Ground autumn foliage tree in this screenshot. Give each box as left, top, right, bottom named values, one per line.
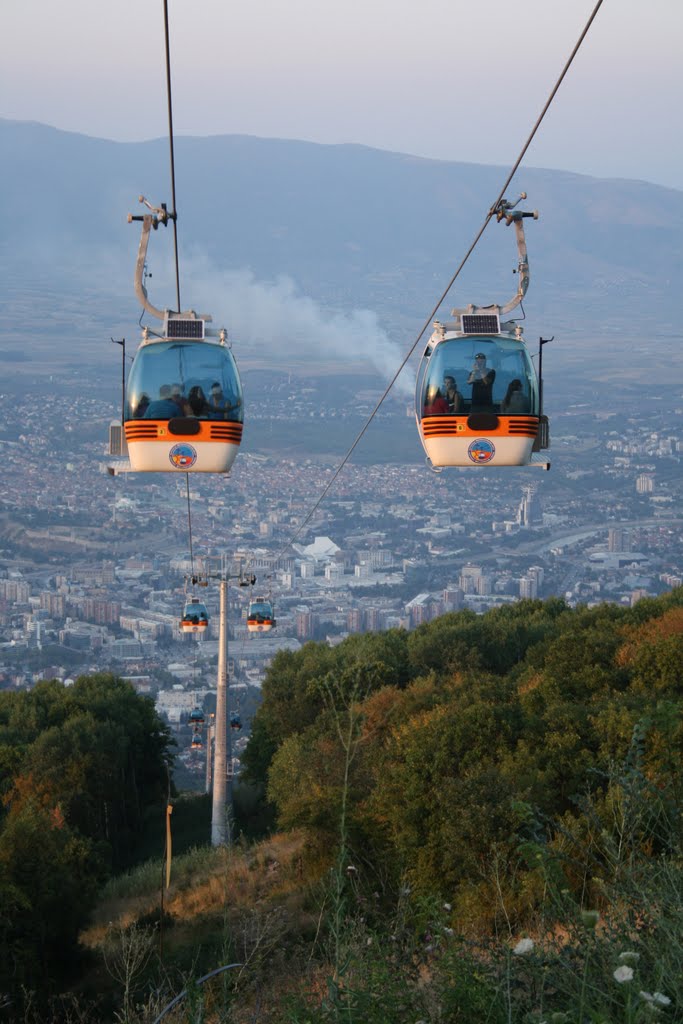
left=246, top=589, right=683, bottom=930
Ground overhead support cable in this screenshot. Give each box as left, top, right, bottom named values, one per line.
left=162, top=0, right=181, bottom=313
left=161, top=0, right=196, bottom=569
left=185, top=473, right=195, bottom=580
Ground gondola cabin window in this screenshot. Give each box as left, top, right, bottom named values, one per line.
left=419, top=337, right=539, bottom=419
left=125, top=341, right=243, bottom=423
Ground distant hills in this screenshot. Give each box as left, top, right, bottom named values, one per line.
left=1, top=118, right=681, bottom=381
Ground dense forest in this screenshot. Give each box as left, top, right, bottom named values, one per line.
left=245, top=591, right=681, bottom=914
left=0, top=675, right=174, bottom=1000
left=0, top=591, right=681, bottom=1021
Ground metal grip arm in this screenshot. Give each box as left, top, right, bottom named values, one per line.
left=128, top=212, right=166, bottom=322
left=127, top=196, right=180, bottom=322
left=451, top=195, right=539, bottom=318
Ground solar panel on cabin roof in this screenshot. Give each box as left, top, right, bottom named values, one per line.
left=166, top=319, right=205, bottom=340
left=461, top=314, right=500, bottom=335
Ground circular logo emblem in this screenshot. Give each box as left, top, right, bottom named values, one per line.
left=467, top=438, right=496, bottom=464
left=169, top=443, right=197, bottom=469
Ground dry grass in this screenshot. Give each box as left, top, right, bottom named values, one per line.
left=81, top=830, right=313, bottom=951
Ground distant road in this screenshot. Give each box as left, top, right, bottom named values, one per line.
left=487, top=517, right=682, bottom=561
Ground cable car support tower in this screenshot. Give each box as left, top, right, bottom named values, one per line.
left=202, top=560, right=255, bottom=846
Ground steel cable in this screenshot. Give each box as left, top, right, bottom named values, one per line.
left=162, top=0, right=182, bottom=313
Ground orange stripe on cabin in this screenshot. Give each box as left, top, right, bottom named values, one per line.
left=125, top=420, right=243, bottom=444
left=421, top=415, right=538, bottom=439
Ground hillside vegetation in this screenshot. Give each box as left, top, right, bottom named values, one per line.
left=0, top=592, right=681, bottom=1022
left=0, top=675, right=174, bottom=1005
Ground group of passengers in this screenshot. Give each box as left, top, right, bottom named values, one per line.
left=135, top=381, right=241, bottom=420
left=184, top=610, right=208, bottom=625
left=424, top=353, right=529, bottom=416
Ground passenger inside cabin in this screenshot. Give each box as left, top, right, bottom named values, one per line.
left=145, top=384, right=182, bottom=418
left=134, top=393, right=150, bottom=417
left=443, top=375, right=463, bottom=414
left=424, top=385, right=448, bottom=415
left=208, top=381, right=242, bottom=419
left=188, top=385, right=210, bottom=416
left=171, top=383, right=191, bottom=416
left=468, top=353, right=496, bottom=409
left=500, top=378, right=529, bottom=414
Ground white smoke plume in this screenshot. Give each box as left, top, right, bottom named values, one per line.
left=172, top=253, right=414, bottom=395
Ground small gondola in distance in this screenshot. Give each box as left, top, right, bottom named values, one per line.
left=246, top=597, right=276, bottom=634
left=180, top=597, right=209, bottom=634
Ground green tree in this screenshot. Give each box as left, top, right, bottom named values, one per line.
left=251, top=593, right=683, bottom=930
left=243, top=630, right=411, bottom=788
left=2, top=674, right=173, bottom=870
left=0, top=799, right=99, bottom=1002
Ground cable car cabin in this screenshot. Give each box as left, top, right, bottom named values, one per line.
left=120, top=203, right=244, bottom=473
left=180, top=597, right=209, bottom=634
left=189, top=706, right=205, bottom=726
left=417, top=319, right=543, bottom=467
left=416, top=197, right=550, bottom=470
left=229, top=712, right=242, bottom=731
left=191, top=733, right=203, bottom=749
left=247, top=598, right=276, bottom=633
left=125, top=320, right=243, bottom=473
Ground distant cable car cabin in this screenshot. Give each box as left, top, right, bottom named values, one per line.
left=189, top=706, right=205, bottom=726
left=229, top=711, right=242, bottom=731
left=180, top=597, right=209, bottom=634
left=416, top=196, right=550, bottom=470
left=191, top=733, right=203, bottom=749
left=247, top=597, right=276, bottom=633
left=123, top=199, right=243, bottom=473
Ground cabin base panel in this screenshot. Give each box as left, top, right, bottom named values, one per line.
left=421, top=434, right=535, bottom=467
left=127, top=440, right=240, bottom=473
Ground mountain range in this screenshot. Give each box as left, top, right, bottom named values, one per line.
left=1, top=118, right=680, bottom=384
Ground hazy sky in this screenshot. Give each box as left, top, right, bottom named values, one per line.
left=1, top=0, right=681, bottom=189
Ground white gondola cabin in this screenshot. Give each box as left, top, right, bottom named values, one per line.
left=247, top=597, right=276, bottom=633
left=121, top=200, right=244, bottom=473
left=180, top=597, right=209, bottom=634
left=125, top=327, right=243, bottom=473
left=416, top=197, right=550, bottom=470
left=189, top=706, right=205, bottom=726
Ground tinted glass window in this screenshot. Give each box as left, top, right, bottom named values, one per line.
left=418, top=337, right=538, bottom=417
left=249, top=602, right=272, bottom=618
left=125, top=340, right=243, bottom=422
